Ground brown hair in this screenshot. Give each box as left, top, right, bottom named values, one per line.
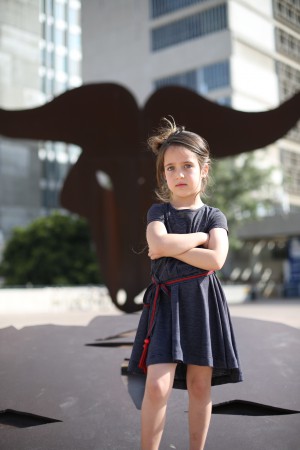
left=148, top=117, right=211, bottom=202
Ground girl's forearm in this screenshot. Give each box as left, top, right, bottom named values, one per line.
left=175, top=247, right=226, bottom=271
left=148, top=232, right=208, bottom=257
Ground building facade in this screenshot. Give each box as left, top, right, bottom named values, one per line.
left=0, top=0, right=82, bottom=251
left=0, top=0, right=41, bottom=251
left=82, top=0, right=300, bottom=212
left=38, top=0, right=82, bottom=210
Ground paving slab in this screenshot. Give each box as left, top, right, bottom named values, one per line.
left=0, top=313, right=299, bottom=449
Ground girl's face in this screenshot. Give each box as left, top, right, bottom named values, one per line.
left=163, top=145, right=208, bottom=206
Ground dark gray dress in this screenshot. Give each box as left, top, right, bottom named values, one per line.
left=128, top=203, right=243, bottom=387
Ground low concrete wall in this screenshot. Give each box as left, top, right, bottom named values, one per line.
left=223, top=284, right=250, bottom=303
left=0, top=286, right=120, bottom=314
left=0, top=283, right=249, bottom=315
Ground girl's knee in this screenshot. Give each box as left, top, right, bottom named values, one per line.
left=187, top=367, right=212, bottom=401
left=144, top=363, right=176, bottom=405
left=188, top=378, right=210, bottom=399
left=145, top=376, right=172, bottom=405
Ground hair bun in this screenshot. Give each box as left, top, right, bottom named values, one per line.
left=148, top=116, right=183, bottom=155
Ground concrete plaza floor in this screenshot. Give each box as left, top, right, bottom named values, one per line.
left=0, top=292, right=299, bottom=449
left=229, top=298, right=300, bottom=329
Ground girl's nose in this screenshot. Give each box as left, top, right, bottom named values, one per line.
left=177, top=170, right=184, bottom=178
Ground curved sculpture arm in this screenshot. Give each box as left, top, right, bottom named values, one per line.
left=144, top=87, right=300, bottom=157
left=0, top=83, right=139, bottom=152
left=1, top=82, right=299, bottom=159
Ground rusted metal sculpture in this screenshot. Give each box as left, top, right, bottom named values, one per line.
left=0, top=84, right=299, bottom=312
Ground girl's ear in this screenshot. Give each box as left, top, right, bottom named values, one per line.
left=201, top=163, right=209, bottom=178
left=160, top=171, right=167, bottom=184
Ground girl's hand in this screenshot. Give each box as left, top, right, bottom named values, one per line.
left=175, top=228, right=229, bottom=271
left=148, top=248, right=161, bottom=260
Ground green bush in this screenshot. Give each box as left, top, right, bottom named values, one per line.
left=0, top=212, right=102, bottom=286
left=210, top=153, right=275, bottom=249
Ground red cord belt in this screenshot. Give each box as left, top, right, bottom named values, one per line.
left=138, top=270, right=214, bottom=373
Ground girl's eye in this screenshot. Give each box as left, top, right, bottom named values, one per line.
left=184, top=164, right=192, bottom=169
left=166, top=166, right=174, bottom=171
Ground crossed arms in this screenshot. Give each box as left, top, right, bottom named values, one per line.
left=146, top=221, right=229, bottom=271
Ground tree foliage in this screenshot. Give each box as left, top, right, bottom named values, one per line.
left=208, top=152, right=275, bottom=248
left=0, top=212, right=102, bottom=286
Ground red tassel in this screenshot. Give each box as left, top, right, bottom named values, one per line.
left=138, top=338, right=150, bottom=374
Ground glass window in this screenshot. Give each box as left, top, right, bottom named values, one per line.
left=55, top=27, right=66, bottom=46
left=276, top=61, right=300, bottom=142
left=46, top=22, right=54, bottom=42
left=216, top=96, right=231, bottom=107
left=275, top=27, right=300, bottom=62
left=46, top=0, right=54, bottom=16
left=40, top=47, right=47, bottom=66
left=151, top=4, right=227, bottom=51
left=68, top=31, right=81, bottom=51
left=155, top=69, right=197, bottom=90
left=54, top=79, right=67, bottom=95
left=45, top=75, right=54, bottom=94
left=40, top=73, right=46, bottom=93
left=55, top=53, right=67, bottom=73
left=55, top=143, right=68, bottom=161
left=281, top=149, right=300, bottom=195
left=154, top=60, right=230, bottom=94
left=55, top=2, right=66, bottom=21
left=41, top=160, right=47, bottom=179
left=273, top=0, right=300, bottom=32
left=150, top=0, right=208, bottom=19
left=68, top=57, right=81, bottom=76
left=68, top=7, right=80, bottom=27
left=40, top=0, right=46, bottom=14
left=57, top=161, right=69, bottom=179
left=68, top=144, right=81, bottom=164
left=202, top=61, right=230, bottom=91
left=49, top=49, right=55, bottom=68
left=43, top=187, right=59, bottom=209
left=41, top=19, right=46, bottom=39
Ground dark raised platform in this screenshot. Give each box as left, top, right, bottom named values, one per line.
left=0, top=314, right=299, bottom=449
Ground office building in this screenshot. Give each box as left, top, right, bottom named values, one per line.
left=82, top=0, right=300, bottom=211
left=0, top=1, right=41, bottom=248
left=0, top=0, right=82, bottom=248
left=38, top=0, right=82, bottom=209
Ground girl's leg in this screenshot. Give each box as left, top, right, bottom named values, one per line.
left=186, top=365, right=213, bottom=450
left=141, top=363, right=177, bottom=450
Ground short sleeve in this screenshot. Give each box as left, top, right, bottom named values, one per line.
left=147, top=203, right=166, bottom=225
left=207, top=208, right=228, bottom=233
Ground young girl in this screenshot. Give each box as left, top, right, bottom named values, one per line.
left=128, top=118, right=243, bottom=450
